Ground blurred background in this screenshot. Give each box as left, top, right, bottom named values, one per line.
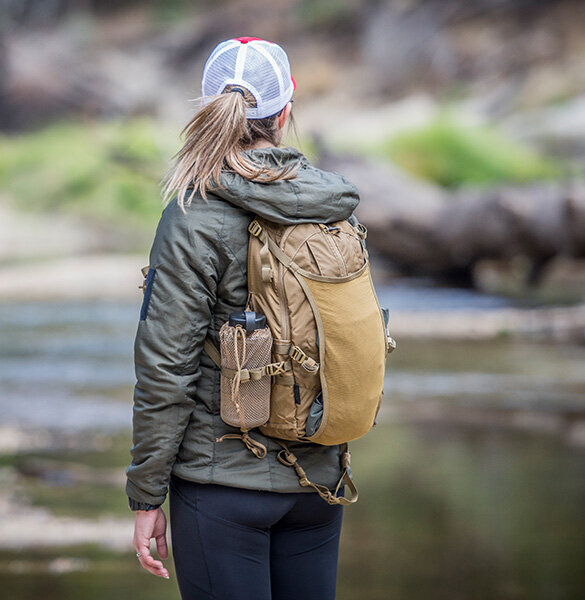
left=1, top=1, right=585, bottom=599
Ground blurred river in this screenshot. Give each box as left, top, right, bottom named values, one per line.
left=0, top=282, right=517, bottom=434
left=1, top=284, right=585, bottom=600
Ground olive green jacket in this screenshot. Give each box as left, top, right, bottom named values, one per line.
left=125, top=146, right=360, bottom=507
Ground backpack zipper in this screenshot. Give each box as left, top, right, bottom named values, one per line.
left=293, top=384, right=301, bottom=405
left=278, top=227, right=295, bottom=348
left=319, top=224, right=347, bottom=276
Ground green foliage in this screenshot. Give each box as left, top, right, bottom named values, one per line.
left=25, top=480, right=129, bottom=519
left=0, top=116, right=322, bottom=231
left=13, top=432, right=134, bottom=519
left=297, top=0, right=360, bottom=27
left=150, top=0, right=206, bottom=23
left=379, top=116, right=560, bottom=188
left=282, top=130, right=318, bottom=164
left=0, top=118, right=179, bottom=227
left=0, top=547, right=179, bottom=600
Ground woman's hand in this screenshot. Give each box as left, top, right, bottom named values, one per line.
left=133, top=507, right=170, bottom=579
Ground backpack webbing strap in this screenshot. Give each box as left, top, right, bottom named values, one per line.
left=272, top=341, right=319, bottom=373
left=259, top=233, right=273, bottom=283
left=250, top=219, right=273, bottom=282
left=204, top=336, right=293, bottom=380
left=221, top=360, right=292, bottom=381
left=288, top=345, right=319, bottom=373
left=216, top=431, right=267, bottom=459
left=276, top=441, right=358, bottom=506
left=204, top=336, right=221, bottom=367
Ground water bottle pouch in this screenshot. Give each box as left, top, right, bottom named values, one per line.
left=219, top=320, right=273, bottom=431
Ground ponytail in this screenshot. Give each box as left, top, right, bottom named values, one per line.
left=160, top=86, right=299, bottom=212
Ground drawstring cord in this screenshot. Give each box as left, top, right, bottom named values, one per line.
left=231, top=325, right=247, bottom=432
left=216, top=431, right=267, bottom=459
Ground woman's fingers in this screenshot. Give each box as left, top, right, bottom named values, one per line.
left=156, top=532, right=169, bottom=560
left=152, top=508, right=169, bottom=560
left=138, top=548, right=170, bottom=578
left=133, top=508, right=170, bottom=579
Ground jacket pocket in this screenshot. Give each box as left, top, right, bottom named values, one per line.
left=140, top=267, right=156, bottom=320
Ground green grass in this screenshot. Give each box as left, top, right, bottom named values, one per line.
left=0, top=116, right=318, bottom=230
left=0, top=117, right=179, bottom=228
left=297, top=0, right=359, bottom=28
left=150, top=0, right=204, bottom=23
left=376, top=116, right=560, bottom=188
left=9, top=432, right=133, bottom=519
left=0, top=546, right=180, bottom=600
left=14, top=431, right=133, bottom=470
left=0, top=113, right=560, bottom=236
left=24, top=480, right=130, bottom=519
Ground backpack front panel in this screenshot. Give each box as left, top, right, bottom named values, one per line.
left=302, top=267, right=386, bottom=445
left=247, top=217, right=387, bottom=444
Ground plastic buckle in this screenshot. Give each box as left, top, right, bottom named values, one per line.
left=290, top=345, right=305, bottom=363
left=265, top=362, right=285, bottom=377
left=301, top=359, right=319, bottom=374
left=277, top=449, right=296, bottom=467
left=354, top=223, right=368, bottom=239
left=261, top=265, right=273, bottom=283
left=248, top=220, right=262, bottom=237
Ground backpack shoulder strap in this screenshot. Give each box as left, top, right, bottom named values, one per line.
left=204, top=335, right=221, bottom=368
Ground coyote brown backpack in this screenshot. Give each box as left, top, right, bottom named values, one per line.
left=203, top=216, right=396, bottom=505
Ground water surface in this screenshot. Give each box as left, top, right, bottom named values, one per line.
left=1, top=295, right=584, bottom=600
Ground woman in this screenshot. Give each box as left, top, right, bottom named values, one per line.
left=125, top=37, right=360, bottom=600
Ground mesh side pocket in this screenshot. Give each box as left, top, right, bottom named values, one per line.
left=219, top=322, right=272, bottom=430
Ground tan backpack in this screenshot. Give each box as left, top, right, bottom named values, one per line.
left=204, top=216, right=396, bottom=505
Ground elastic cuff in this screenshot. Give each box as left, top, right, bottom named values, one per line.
left=128, top=497, right=161, bottom=512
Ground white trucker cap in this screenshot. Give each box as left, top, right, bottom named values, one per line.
left=201, top=37, right=296, bottom=120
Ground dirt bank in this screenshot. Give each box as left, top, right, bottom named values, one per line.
left=0, top=254, right=145, bottom=301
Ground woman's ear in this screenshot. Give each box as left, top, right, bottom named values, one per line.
left=277, top=102, right=292, bottom=130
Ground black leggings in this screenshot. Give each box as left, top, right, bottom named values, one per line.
left=168, top=474, right=343, bottom=600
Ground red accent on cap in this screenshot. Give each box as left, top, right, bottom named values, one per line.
left=291, top=76, right=297, bottom=91
left=234, top=37, right=265, bottom=44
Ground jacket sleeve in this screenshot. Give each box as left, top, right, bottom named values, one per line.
left=125, top=201, right=222, bottom=506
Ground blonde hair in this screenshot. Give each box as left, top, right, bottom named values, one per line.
left=160, top=85, right=299, bottom=212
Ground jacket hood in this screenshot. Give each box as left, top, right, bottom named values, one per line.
left=211, top=146, right=360, bottom=225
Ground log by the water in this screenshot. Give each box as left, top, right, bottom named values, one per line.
left=318, top=150, right=585, bottom=286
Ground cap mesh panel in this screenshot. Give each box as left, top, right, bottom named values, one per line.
left=201, top=38, right=294, bottom=119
